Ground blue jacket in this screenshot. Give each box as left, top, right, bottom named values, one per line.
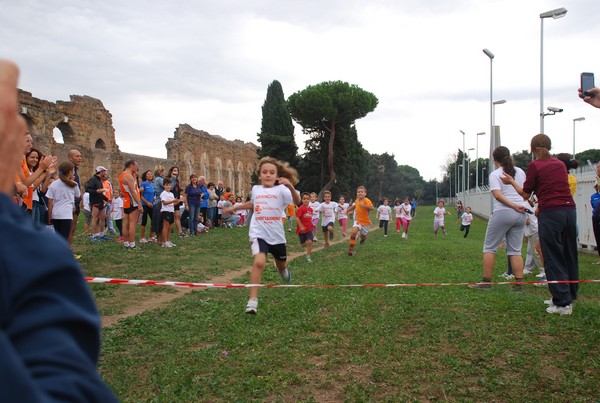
left=0, top=194, right=117, bottom=402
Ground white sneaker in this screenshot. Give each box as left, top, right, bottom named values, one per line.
left=523, top=268, right=532, bottom=275
left=245, top=298, right=258, bottom=314
left=162, top=242, right=172, bottom=248
left=140, top=238, right=148, bottom=243
left=536, top=271, right=546, bottom=278
left=306, top=256, right=312, bottom=263
left=546, top=304, right=572, bottom=315
left=401, top=232, right=406, bottom=239
left=168, top=241, right=176, bottom=247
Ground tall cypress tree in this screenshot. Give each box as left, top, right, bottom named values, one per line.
left=257, top=80, right=298, bottom=165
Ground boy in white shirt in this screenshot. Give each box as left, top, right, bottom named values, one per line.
left=460, top=206, right=473, bottom=238
left=160, top=179, right=180, bottom=248
left=316, top=190, right=338, bottom=247
left=376, top=198, right=392, bottom=237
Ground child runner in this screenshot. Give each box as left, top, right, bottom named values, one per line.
left=393, top=199, right=402, bottom=233
left=460, top=206, right=473, bottom=238
left=223, top=157, right=301, bottom=314
left=309, top=192, right=320, bottom=242
left=285, top=202, right=297, bottom=232
left=296, top=192, right=314, bottom=263
left=376, top=197, right=392, bottom=237
left=111, top=189, right=124, bottom=242
left=337, top=195, right=349, bottom=237
left=398, top=197, right=412, bottom=239
left=46, top=161, right=80, bottom=243
left=160, top=179, right=179, bottom=248
left=433, top=200, right=450, bottom=238
left=317, top=190, right=338, bottom=247
left=234, top=196, right=245, bottom=226
left=346, top=186, right=374, bottom=256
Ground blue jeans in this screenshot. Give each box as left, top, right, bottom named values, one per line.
left=538, top=209, right=578, bottom=307
left=222, top=215, right=240, bottom=227
left=189, top=204, right=201, bottom=234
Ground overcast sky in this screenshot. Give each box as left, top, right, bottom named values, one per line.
left=2, top=0, right=599, bottom=181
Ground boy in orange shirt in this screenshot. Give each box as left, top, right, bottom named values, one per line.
left=346, top=186, right=374, bottom=256
left=286, top=202, right=297, bottom=232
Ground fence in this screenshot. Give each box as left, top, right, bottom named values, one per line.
left=453, top=164, right=598, bottom=253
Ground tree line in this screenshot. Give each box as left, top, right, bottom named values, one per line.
left=257, top=79, right=599, bottom=204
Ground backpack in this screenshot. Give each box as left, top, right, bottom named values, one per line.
left=591, top=192, right=600, bottom=210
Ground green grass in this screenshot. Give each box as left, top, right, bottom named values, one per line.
left=76, top=210, right=600, bottom=402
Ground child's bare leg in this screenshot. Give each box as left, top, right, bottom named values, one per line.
left=249, top=253, right=267, bottom=299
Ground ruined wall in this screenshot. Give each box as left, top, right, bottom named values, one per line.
left=17, top=90, right=259, bottom=195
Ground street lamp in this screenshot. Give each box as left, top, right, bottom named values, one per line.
left=573, top=117, right=585, bottom=159
left=460, top=130, right=466, bottom=202
left=475, top=132, right=485, bottom=189
left=483, top=48, right=495, bottom=180
left=467, top=148, right=475, bottom=191
left=540, top=7, right=568, bottom=133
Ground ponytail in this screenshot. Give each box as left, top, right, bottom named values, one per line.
left=58, top=161, right=78, bottom=188
left=492, top=146, right=516, bottom=178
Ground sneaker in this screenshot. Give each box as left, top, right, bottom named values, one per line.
left=140, top=237, right=148, bottom=243
left=73, top=254, right=81, bottom=260
left=546, top=304, right=573, bottom=315
left=167, top=241, right=176, bottom=247
left=91, top=236, right=101, bottom=242
left=179, top=232, right=186, bottom=237
left=534, top=276, right=547, bottom=286
left=162, top=242, right=173, bottom=248
left=313, top=237, right=318, bottom=243
left=536, top=271, right=546, bottom=278
left=384, top=234, right=388, bottom=237
left=523, top=268, right=533, bottom=275
left=245, top=298, right=258, bottom=314
left=279, top=268, right=291, bottom=283
left=499, top=272, right=509, bottom=279
left=149, top=236, right=158, bottom=242
left=288, top=228, right=292, bottom=232
left=306, top=256, right=312, bottom=263
left=100, top=234, right=111, bottom=241
left=468, top=282, right=492, bottom=289
left=117, top=236, right=125, bottom=242
left=402, top=232, right=406, bottom=239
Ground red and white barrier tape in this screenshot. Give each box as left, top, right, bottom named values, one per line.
left=85, top=277, right=600, bottom=289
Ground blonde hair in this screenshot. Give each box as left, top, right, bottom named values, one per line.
left=257, top=157, right=299, bottom=185
left=357, top=185, right=367, bottom=193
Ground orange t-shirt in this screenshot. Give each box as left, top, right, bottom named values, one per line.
left=286, top=203, right=297, bottom=217
left=18, top=157, right=33, bottom=210
left=102, top=180, right=112, bottom=202
left=354, top=197, right=373, bottom=226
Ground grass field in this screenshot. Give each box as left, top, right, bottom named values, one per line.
left=76, top=208, right=600, bottom=402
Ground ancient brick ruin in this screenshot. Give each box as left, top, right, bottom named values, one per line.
left=17, top=90, right=259, bottom=197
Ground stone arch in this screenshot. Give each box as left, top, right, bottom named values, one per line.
left=226, top=160, right=234, bottom=194
left=215, top=157, right=222, bottom=183
left=183, top=150, right=194, bottom=180
left=237, top=162, right=244, bottom=198
left=200, top=152, right=208, bottom=179
left=94, top=138, right=107, bottom=150
left=56, top=122, right=76, bottom=145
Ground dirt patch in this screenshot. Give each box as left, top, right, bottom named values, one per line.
left=101, top=232, right=365, bottom=327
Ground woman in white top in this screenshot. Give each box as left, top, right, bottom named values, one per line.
left=470, top=146, right=527, bottom=290
left=46, top=161, right=80, bottom=244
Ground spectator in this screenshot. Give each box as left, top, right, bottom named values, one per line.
left=0, top=59, right=118, bottom=401
left=152, top=165, right=166, bottom=243
left=101, top=170, right=117, bottom=235
left=85, top=166, right=109, bottom=241
left=221, top=194, right=241, bottom=228
left=184, top=174, right=203, bottom=236
left=139, top=170, right=156, bottom=243
left=67, top=149, right=83, bottom=244
left=112, top=189, right=124, bottom=242
left=206, top=182, right=219, bottom=228
left=119, top=160, right=143, bottom=250
left=168, top=166, right=185, bottom=237
left=46, top=161, right=80, bottom=242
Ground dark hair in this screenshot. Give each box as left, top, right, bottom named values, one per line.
left=58, top=161, right=77, bottom=188
left=207, top=182, right=215, bottom=188
left=26, top=147, right=43, bottom=172
left=141, top=170, right=152, bottom=182
left=163, top=178, right=172, bottom=186
left=556, top=153, right=579, bottom=171
left=168, top=166, right=179, bottom=176
left=124, top=159, right=136, bottom=169
left=301, top=192, right=311, bottom=198
left=493, top=146, right=516, bottom=178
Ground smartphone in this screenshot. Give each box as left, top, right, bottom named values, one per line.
left=581, top=72, right=595, bottom=97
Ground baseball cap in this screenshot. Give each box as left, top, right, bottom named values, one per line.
left=95, top=166, right=107, bottom=173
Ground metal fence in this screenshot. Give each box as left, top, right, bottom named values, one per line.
left=453, top=164, right=598, bottom=252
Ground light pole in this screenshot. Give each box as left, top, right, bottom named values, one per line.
left=540, top=7, right=568, bottom=133
left=573, top=117, right=585, bottom=159
left=467, top=147, right=475, bottom=192
left=483, top=48, right=495, bottom=179
left=460, top=130, right=465, bottom=202
left=475, top=131, right=485, bottom=188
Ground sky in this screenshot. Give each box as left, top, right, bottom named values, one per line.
left=2, top=0, right=599, bottom=181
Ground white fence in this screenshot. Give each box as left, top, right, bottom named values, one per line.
left=454, top=165, right=598, bottom=253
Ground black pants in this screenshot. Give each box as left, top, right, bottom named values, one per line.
left=53, top=219, right=72, bottom=242
left=592, top=215, right=600, bottom=257
left=460, top=224, right=470, bottom=237
left=151, top=204, right=163, bottom=234
left=379, top=219, right=389, bottom=235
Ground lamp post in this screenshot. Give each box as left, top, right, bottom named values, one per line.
left=483, top=48, right=495, bottom=180
left=540, top=7, right=568, bottom=133
left=460, top=130, right=465, bottom=202
left=467, top=148, right=474, bottom=206
left=475, top=131, right=485, bottom=188
left=573, top=117, right=585, bottom=159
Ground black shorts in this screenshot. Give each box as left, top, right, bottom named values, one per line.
left=251, top=238, right=287, bottom=261
left=161, top=211, right=174, bottom=224
left=124, top=205, right=137, bottom=215
left=91, top=203, right=104, bottom=210
left=322, top=222, right=334, bottom=232
left=298, top=232, right=314, bottom=244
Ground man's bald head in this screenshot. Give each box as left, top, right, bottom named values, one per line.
left=68, top=149, right=81, bottom=167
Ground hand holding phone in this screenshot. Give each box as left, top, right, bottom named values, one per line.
left=581, top=72, right=595, bottom=98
